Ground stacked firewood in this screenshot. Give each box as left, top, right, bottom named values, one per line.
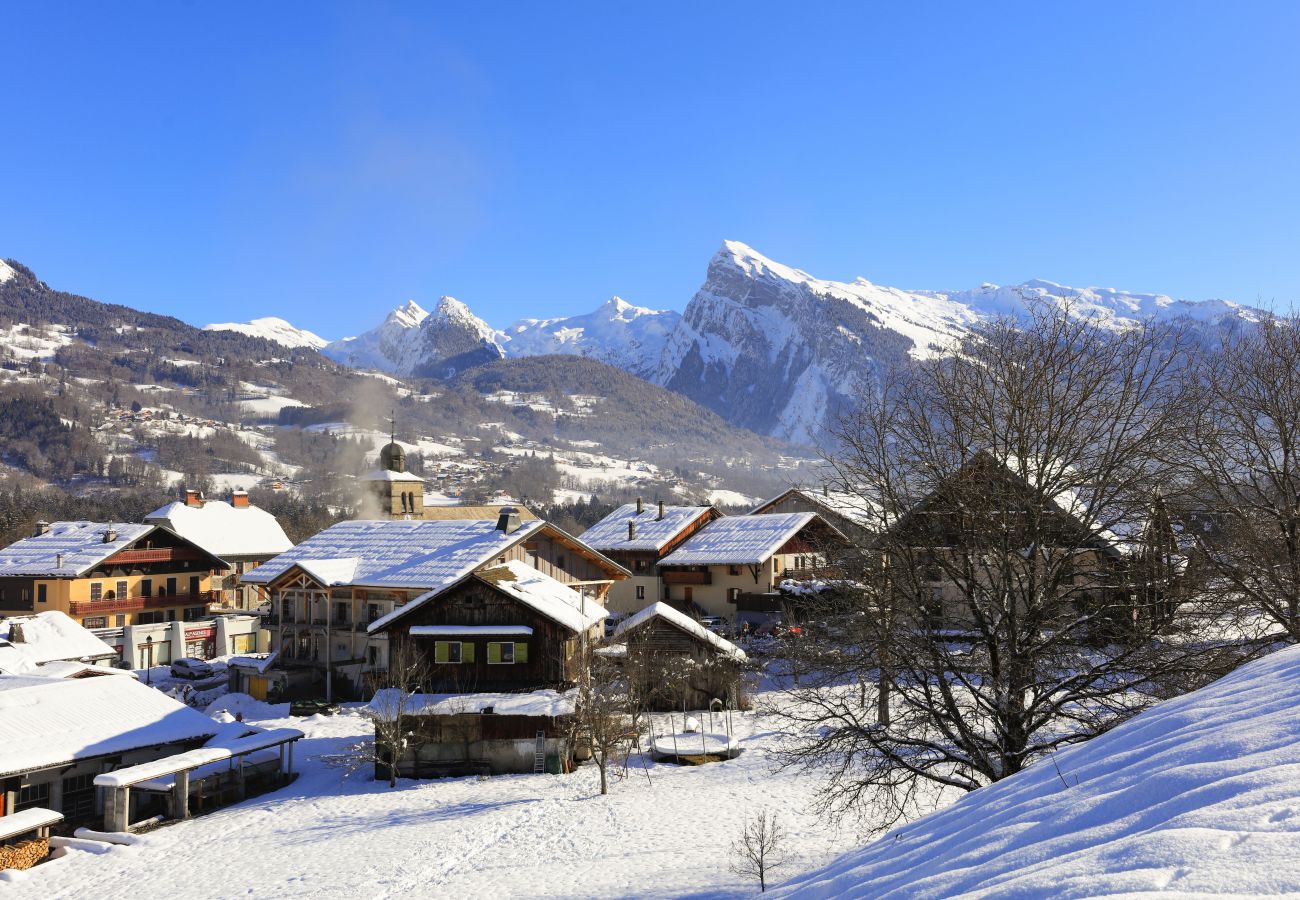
left=0, top=836, right=49, bottom=871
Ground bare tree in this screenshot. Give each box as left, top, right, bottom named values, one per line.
left=572, top=652, right=637, bottom=796
left=772, top=301, right=1245, bottom=827
left=364, top=638, right=431, bottom=788
left=730, top=809, right=788, bottom=893
left=1178, top=316, right=1300, bottom=640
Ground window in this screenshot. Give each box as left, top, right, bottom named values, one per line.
left=434, top=641, right=466, bottom=664
left=635, top=585, right=645, bottom=600
left=166, top=577, right=177, bottom=596
left=728, top=588, right=740, bottom=603
left=14, top=782, right=50, bottom=813
left=184, top=607, right=204, bottom=621
left=728, top=565, right=741, bottom=576
left=117, top=580, right=129, bottom=599
left=82, top=616, right=107, bottom=629
left=634, top=559, right=647, bottom=572
left=335, top=602, right=349, bottom=623
left=367, top=645, right=378, bottom=666
left=167, top=609, right=177, bottom=621
left=90, top=582, right=103, bottom=601
left=115, top=615, right=125, bottom=627
left=367, top=603, right=381, bottom=623
left=488, top=642, right=526, bottom=664
left=62, top=774, right=96, bottom=821
left=21, top=588, right=29, bottom=605
left=141, top=579, right=153, bottom=597
left=36, top=584, right=46, bottom=604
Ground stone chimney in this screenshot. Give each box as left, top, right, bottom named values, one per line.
left=657, top=500, right=665, bottom=521
left=231, top=490, right=250, bottom=509
left=34, top=520, right=49, bottom=537
left=628, top=520, right=637, bottom=541
left=636, top=496, right=644, bottom=514
left=184, top=489, right=204, bottom=508
left=55, top=553, right=65, bottom=569
left=496, top=507, right=522, bottom=535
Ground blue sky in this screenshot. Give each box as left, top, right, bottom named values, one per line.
left=2, top=2, right=1297, bottom=338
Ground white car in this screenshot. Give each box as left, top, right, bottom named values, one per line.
left=170, top=657, right=215, bottom=680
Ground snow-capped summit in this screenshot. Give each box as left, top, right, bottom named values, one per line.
left=500, top=296, right=681, bottom=378
left=322, top=296, right=503, bottom=377
left=202, top=316, right=329, bottom=350
left=0, top=260, right=15, bottom=285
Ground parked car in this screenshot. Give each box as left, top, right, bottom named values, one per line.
left=698, top=615, right=729, bottom=635
left=170, top=657, right=214, bottom=680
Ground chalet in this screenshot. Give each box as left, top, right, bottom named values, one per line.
left=610, top=601, right=748, bottom=710
left=749, top=485, right=880, bottom=544
left=0, top=521, right=228, bottom=638
left=657, top=513, right=846, bottom=625
left=0, top=611, right=119, bottom=675
left=145, top=489, right=293, bottom=611
left=240, top=509, right=628, bottom=701
left=580, top=499, right=721, bottom=615
left=0, top=674, right=219, bottom=831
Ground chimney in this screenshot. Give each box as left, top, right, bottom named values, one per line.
left=103, top=527, right=118, bottom=543
left=823, top=483, right=829, bottom=497
left=184, top=489, right=204, bottom=508
left=55, top=553, right=64, bottom=569
left=231, top=490, right=250, bottom=509
left=496, top=507, right=522, bottom=535
left=628, top=520, right=637, bottom=541
left=657, top=500, right=665, bottom=521
left=636, top=496, right=644, bottom=514
left=34, top=520, right=49, bottom=537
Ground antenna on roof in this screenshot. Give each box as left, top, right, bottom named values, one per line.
left=387, top=409, right=396, bottom=444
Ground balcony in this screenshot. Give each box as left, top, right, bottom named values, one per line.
left=107, top=547, right=205, bottom=565
left=68, top=591, right=218, bottom=616
left=735, top=592, right=785, bottom=613
left=662, top=569, right=712, bottom=585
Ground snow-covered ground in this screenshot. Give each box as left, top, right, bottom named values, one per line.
left=8, top=689, right=860, bottom=899
left=773, top=643, right=1300, bottom=898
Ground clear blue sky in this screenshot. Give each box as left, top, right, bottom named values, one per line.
left=2, top=2, right=1297, bottom=338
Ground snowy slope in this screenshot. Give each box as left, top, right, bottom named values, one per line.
left=653, top=241, right=1263, bottom=443
left=499, top=297, right=681, bottom=378
left=202, top=317, right=329, bottom=349
left=0, top=260, right=15, bottom=285
left=773, top=644, right=1300, bottom=899
left=322, top=297, right=504, bottom=377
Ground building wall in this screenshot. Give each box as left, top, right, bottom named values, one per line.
left=663, top=549, right=815, bottom=619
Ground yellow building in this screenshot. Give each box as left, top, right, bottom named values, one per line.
left=0, top=521, right=227, bottom=636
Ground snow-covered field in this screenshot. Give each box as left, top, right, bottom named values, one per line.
left=773, top=644, right=1300, bottom=898
left=7, top=691, right=860, bottom=899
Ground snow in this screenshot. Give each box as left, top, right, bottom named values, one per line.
left=0, top=611, right=119, bottom=670
left=145, top=498, right=292, bottom=558
left=409, top=624, right=534, bottom=636
left=773, top=643, right=1300, bottom=898
left=0, top=807, right=63, bottom=841
left=660, top=512, right=816, bottom=566
left=499, top=296, right=681, bottom=378
left=293, top=557, right=361, bottom=586
left=202, top=317, right=330, bottom=350
left=360, top=468, right=426, bottom=483
left=706, top=489, right=756, bottom=507
left=240, top=394, right=306, bottom=416
left=0, top=674, right=219, bottom=777
left=476, top=560, right=608, bottom=634
left=95, top=727, right=304, bottom=788
left=0, top=521, right=155, bottom=577
left=580, top=502, right=716, bottom=553
left=614, top=602, right=746, bottom=661
left=0, top=259, right=15, bottom=284
left=368, top=687, right=576, bottom=719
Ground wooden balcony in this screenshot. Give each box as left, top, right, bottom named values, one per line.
left=735, top=592, right=785, bottom=613
left=68, top=591, right=218, bottom=616
left=106, top=547, right=205, bottom=565
left=661, top=569, right=712, bottom=585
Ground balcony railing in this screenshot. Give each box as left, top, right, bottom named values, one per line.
left=662, top=569, right=712, bottom=585
left=107, top=547, right=205, bottom=565
left=68, top=591, right=218, bottom=616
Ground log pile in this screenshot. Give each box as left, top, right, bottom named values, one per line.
left=0, top=836, right=49, bottom=871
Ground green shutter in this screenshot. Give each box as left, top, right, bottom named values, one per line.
left=487, top=642, right=502, bottom=664
left=462, top=642, right=475, bottom=663
left=515, top=642, right=528, bottom=664
left=434, top=641, right=449, bottom=664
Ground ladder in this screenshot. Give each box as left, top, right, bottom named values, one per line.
left=533, top=731, right=547, bottom=774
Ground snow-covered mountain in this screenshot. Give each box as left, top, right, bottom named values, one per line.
left=203, top=316, right=329, bottom=350
left=653, top=241, right=1262, bottom=444
left=499, top=297, right=680, bottom=378
left=321, top=297, right=503, bottom=378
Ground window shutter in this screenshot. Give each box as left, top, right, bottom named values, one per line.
left=434, top=641, right=449, bottom=664
left=515, top=642, right=528, bottom=664
left=462, top=642, right=475, bottom=663
left=487, top=642, right=502, bottom=664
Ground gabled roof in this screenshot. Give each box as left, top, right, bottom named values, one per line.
left=0, top=611, right=119, bottom=673
left=0, top=674, right=220, bottom=777
left=245, top=519, right=628, bottom=599
left=613, top=602, right=746, bottom=661
left=750, top=487, right=883, bottom=529
left=422, top=505, right=538, bottom=522
left=581, top=503, right=719, bottom=553
left=659, top=513, right=820, bottom=566
left=0, top=522, right=157, bottom=577
left=145, top=499, right=292, bottom=559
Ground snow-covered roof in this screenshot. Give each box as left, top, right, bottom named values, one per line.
left=477, top=560, right=608, bottom=633
left=227, top=652, right=278, bottom=674
left=145, top=498, right=292, bottom=559
left=771, top=644, right=1300, bottom=899
left=409, top=624, right=534, bottom=636
left=95, top=726, right=304, bottom=788
left=750, top=487, right=884, bottom=529
left=0, top=611, right=119, bottom=673
left=0, top=521, right=157, bottom=577
left=614, top=602, right=746, bottom=661
left=0, top=674, right=220, bottom=777
left=659, top=513, right=818, bottom=566
left=34, top=660, right=134, bottom=679
left=581, top=503, right=717, bottom=553
left=366, top=687, right=577, bottom=720
left=293, top=557, right=361, bottom=587
left=0, top=807, right=63, bottom=841
left=241, top=518, right=550, bottom=589
left=361, top=468, right=426, bottom=483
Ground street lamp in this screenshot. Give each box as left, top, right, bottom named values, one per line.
left=145, top=635, right=154, bottom=685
